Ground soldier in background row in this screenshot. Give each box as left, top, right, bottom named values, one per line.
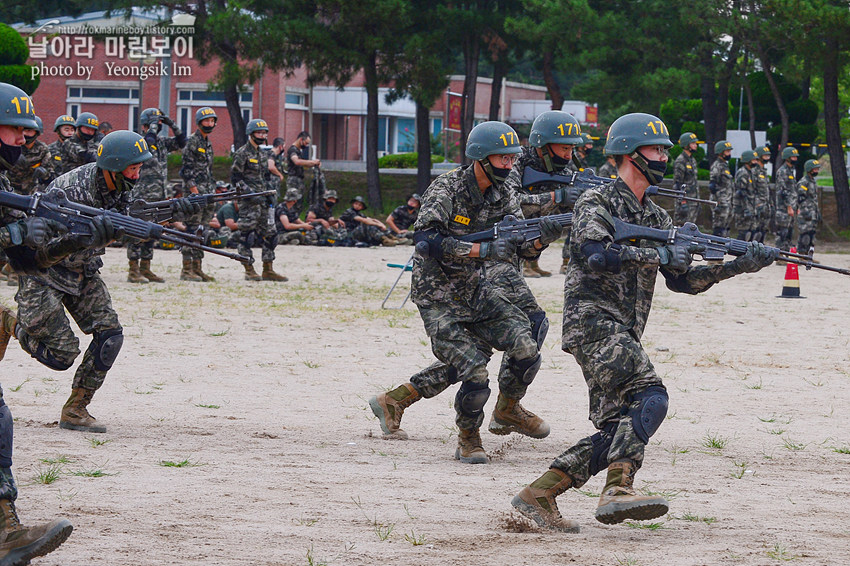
left=47, top=114, right=75, bottom=172
left=673, top=132, right=699, bottom=225
left=796, top=159, right=821, bottom=254
left=752, top=146, right=772, bottom=243
left=286, top=131, right=321, bottom=204
left=709, top=140, right=734, bottom=237
left=733, top=150, right=759, bottom=241
left=774, top=146, right=799, bottom=253
left=6, top=116, right=53, bottom=196
left=57, top=112, right=99, bottom=176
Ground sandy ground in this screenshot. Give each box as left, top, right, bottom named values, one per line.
left=1, top=243, right=848, bottom=566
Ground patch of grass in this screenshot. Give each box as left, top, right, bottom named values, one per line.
left=731, top=461, right=751, bottom=479
left=802, top=377, right=824, bottom=387
left=9, top=378, right=31, bottom=392
left=832, top=446, right=850, bottom=454
left=209, top=328, right=230, bottom=337
left=574, top=488, right=600, bottom=498
left=638, top=486, right=681, bottom=500
left=56, top=488, right=78, bottom=501
left=87, top=437, right=111, bottom=447
left=767, top=428, right=786, bottom=435
left=782, top=438, right=806, bottom=451
left=373, top=520, right=394, bottom=541
left=404, top=529, right=427, bottom=546
left=625, top=521, right=665, bottom=530
left=194, top=403, right=220, bottom=409
left=70, top=468, right=116, bottom=478
left=758, top=415, right=777, bottom=423
left=679, top=512, right=716, bottom=524
left=766, top=543, right=797, bottom=561
left=305, top=546, right=328, bottom=566
left=613, top=555, right=641, bottom=566
left=159, top=458, right=203, bottom=468
left=744, top=379, right=763, bottom=390
left=702, top=431, right=730, bottom=450
left=292, top=515, right=319, bottom=527
left=39, top=455, right=71, bottom=465
left=33, top=465, right=62, bottom=485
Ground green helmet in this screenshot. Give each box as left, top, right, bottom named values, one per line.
left=246, top=118, right=269, bottom=136
left=465, top=121, right=522, bottom=160
left=528, top=111, right=583, bottom=147
left=96, top=130, right=153, bottom=172
left=351, top=195, right=367, bottom=209
left=782, top=146, right=799, bottom=160
left=140, top=108, right=163, bottom=127
left=324, top=190, right=338, bottom=200
left=604, top=113, right=673, bottom=155
left=714, top=140, right=732, bottom=153
left=0, top=83, right=37, bottom=129
left=75, top=112, right=99, bottom=130
left=759, top=145, right=771, bottom=158
left=679, top=132, right=698, bottom=147
left=804, top=159, right=820, bottom=173
left=32, top=116, right=43, bottom=134
left=53, top=114, right=75, bottom=132
left=580, top=132, right=594, bottom=145
left=284, top=188, right=300, bottom=201
left=195, top=107, right=217, bottom=125
left=741, top=150, right=757, bottom=163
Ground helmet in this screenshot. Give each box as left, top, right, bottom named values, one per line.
left=75, top=112, right=99, bottom=130
left=32, top=116, right=43, bottom=134
left=603, top=113, right=673, bottom=155
left=528, top=111, right=583, bottom=147
left=246, top=119, right=269, bottom=136
left=759, top=145, right=771, bottom=157
left=53, top=115, right=75, bottom=132
left=410, top=192, right=422, bottom=202
left=195, top=107, right=217, bottom=125
left=741, top=150, right=757, bottom=163
left=351, top=195, right=368, bottom=209
left=215, top=180, right=230, bottom=191
left=782, top=146, right=799, bottom=160
left=324, top=190, right=338, bottom=200
left=804, top=159, right=820, bottom=173
left=679, top=132, right=698, bottom=147
left=140, top=108, right=163, bottom=127
left=465, top=121, right=522, bottom=160
left=580, top=132, right=594, bottom=145
left=96, top=130, right=153, bottom=172
left=714, top=140, right=732, bottom=153
left=0, top=83, right=38, bottom=129
left=284, top=188, right=300, bottom=201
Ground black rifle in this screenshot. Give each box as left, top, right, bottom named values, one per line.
left=0, top=189, right=252, bottom=264
left=129, top=189, right=276, bottom=224
left=521, top=167, right=716, bottom=207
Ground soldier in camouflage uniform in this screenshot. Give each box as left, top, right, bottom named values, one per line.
left=673, top=132, right=699, bottom=225
left=574, top=132, right=593, bottom=170
left=126, top=108, right=187, bottom=283
left=385, top=194, right=421, bottom=241
left=368, top=122, right=564, bottom=464
left=57, top=112, right=99, bottom=176
left=709, top=140, right=734, bottom=237
left=340, top=196, right=398, bottom=247
left=504, top=111, right=584, bottom=278
left=773, top=146, right=799, bottom=252
left=285, top=131, right=321, bottom=203
left=180, top=106, right=219, bottom=282
left=511, top=113, right=776, bottom=533
left=752, top=146, right=772, bottom=242
left=275, top=188, right=316, bottom=245
left=47, top=114, right=76, bottom=173
left=232, top=119, right=287, bottom=281
left=267, top=137, right=287, bottom=201
left=597, top=154, right=617, bottom=179
left=6, top=116, right=53, bottom=195
left=796, top=159, right=821, bottom=254
left=305, top=190, right=345, bottom=244
left=733, top=150, right=759, bottom=241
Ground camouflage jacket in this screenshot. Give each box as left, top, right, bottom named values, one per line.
left=307, top=201, right=335, bottom=221
left=181, top=130, right=215, bottom=194
left=753, top=164, right=770, bottom=207
left=562, top=178, right=733, bottom=350
left=411, top=165, right=542, bottom=314
left=597, top=160, right=617, bottom=179
left=796, top=174, right=819, bottom=220
left=231, top=141, right=268, bottom=192
left=7, top=140, right=53, bottom=195
left=132, top=131, right=183, bottom=202
left=775, top=163, right=797, bottom=213
left=503, top=147, right=563, bottom=218
left=673, top=151, right=698, bottom=193
left=46, top=139, right=66, bottom=173
left=709, top=157, right=733, bottom=195
left=389, top=204, right=418, bottom=230
left=58, top=134, right=98, bottom=175
left=733, top=166, right=755, bottom=215
left=0, top=172, right=27, bottom=248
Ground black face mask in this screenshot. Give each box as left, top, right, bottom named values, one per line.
left=200, top=124, right=215, bottom=134
left=550, top=153, right=571, bottom=170
left=24, top=134, right=38, bottom=144
left=407, top=206, right=417, bottom=213
left=78, top=129, right=95, bottom=142
left=584, top=147, right=593, bottom=155
left=251, top=134, right=267, bottom=146
left=633, top=150, right=667, bottom=185
left=489, top=165, right=512, bottom=186
left=115, top=173, right=137, bottom=192
left=0, top=140, right=22, bottom=169
left=810, top=171, right=818, bottom=178
left=325, top=200, right=336, bottom=208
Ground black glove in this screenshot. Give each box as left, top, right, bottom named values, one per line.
left=160, top=116, right=174, bottom=128
left=85, top=215, right=119, bottom=249
left=33, top=166, right=50, bottom=182
left=171, top=197, right=201, bottom=217
left=479, top=234, right=523, bottom=262
left=22, top=217, right=66, bottom=247
left=657, top=244, right=693, bottom=274
left=708, top=180, right=717, bottom=194
left=538, top=216, right=563, bottom=246
left=553, top=186, right=582, bottom=207
left=729, top=241, right=777, bottom=273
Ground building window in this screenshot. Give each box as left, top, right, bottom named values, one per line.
left=176, top=89, right=253, bottom=105
left=285, top=93, right=305, bottom=106
left=396, top=118, right=415, bottom=153
left=67, top=86, right=139, bottom=105
left=242, top=108, right=251, bottom=124
left=179, top=107, right=189, bottom=134
left=67, top=104, right=80, bottom=119
left=431, top=118, right=442, bottom=137
left=130, top=107, right=139, bottom=133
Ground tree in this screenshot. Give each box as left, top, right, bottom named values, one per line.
left=0, top=24, right=40, bottom=95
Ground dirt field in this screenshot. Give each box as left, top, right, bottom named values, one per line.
left=2, top=244, right=848, bottom=566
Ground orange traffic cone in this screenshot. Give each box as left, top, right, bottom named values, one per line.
left=778, top=246, right=805, bottom=299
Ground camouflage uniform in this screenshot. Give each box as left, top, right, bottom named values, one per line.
left=597, top=160, right=617, bottom=179
left=709, top=157, right=734, bottom=236
left=733, top=166, right=757, bottom=240
left=6, top=140, right=53, bottom=195
left=340, top=207, right=385, bottom=246
left=552, top=179, right=749, bottom=487
left=389, top=204, right=418, bottom=231
left=46, top=139, right=66, bottom=173
left=285, top=144, right=306, bottom=198
left=180, top=130, right=216, bottom=260
left=795, top=174, right=819, bottom=253
left=231, top=141, right=276, bottom=263
left=411, top=165, right=543, bottom=430
left=774, top=163, right=797, bottom=251
left=274, top=201, right=314, bottom=245
left=672, top=150, right=699, bottom=225
left=306, top=201, right=345, bottom=244
left=14, top=163, right=124, bottom=392
left=753, top=163, right=771, bottom=242
left=57, top=134, right=97, bottom=176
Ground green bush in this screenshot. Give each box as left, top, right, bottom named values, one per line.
left=378, top=153, right=445, bottom=169
left=0, top=65, right=39, bottom=95
left=0, top=24, right=27, bottom=66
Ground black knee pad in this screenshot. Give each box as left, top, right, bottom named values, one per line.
left=455, top=380, right=491, bottom=419
left=507, top=354, right=541, bottom=386
left=16, top=327, right=74, bottom=371
left=0, top=400, right=12, bottom=468
left=89, top=328, right=123, bottom=372
left=628, top=385, right=669, bottom=444
left=588, top=422, right=617, bottom=476
left=799, top=232, right=814, bottom=252
left=528, top=311, right=549, bottom=351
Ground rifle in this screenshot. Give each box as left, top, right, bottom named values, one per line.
left=0, top=188, right=252, bottom=264
left=129, top=189, right=276, bottom=224
left=521, top=167, right=716, bottom=207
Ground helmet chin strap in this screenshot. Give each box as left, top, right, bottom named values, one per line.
left=541, top=146, right=556, bottom=173
left=629, top=150, right=663, bottom=185
left=103, top=170, right=118, bottom=191
left=479, top=159, right=501, bottom=188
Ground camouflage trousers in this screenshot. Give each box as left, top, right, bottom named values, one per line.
left=350, top=224, right=385, bottom=246
left=0, top=389, right=15, bottom=502
left=126, top=239, right=155, bottom=261
left=287, top=176, right=305, bottom=201
left=711, top=189, right=733, bottom=236
left=182, top=202, right=217, bottom=260
left=276, top=230, right=318, bottom=246
left=15, top=274, right=121, bottom=391
left=0, top=466, right=15, bottom=502
left=674, top=191, right=700, bottom=225
left=237, top=201, right=276, bottom=263
left=415, top=284, right=539, bottom=429
left=551, top=332, right=663, bottom=487
left=735, top=211, right=759, bottom=240
left=774, top=212, right=794, bottom=252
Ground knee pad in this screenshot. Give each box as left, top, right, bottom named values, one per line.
left=16, top=327, right=74, bottom=371
left=89, top=328, right=123, bottom=372
left=628, top=385, right=669, bottom=444
left=528, top=311, right=549, bottom=351
left=588, top=421, right=617, bottom=476
left=0, top=401, right=12, bottom=468
left=507, top=353, right=541, bottom=385
left=799, top=232, right=813, bottom=251
left=455, top=380, right=491, bottom=419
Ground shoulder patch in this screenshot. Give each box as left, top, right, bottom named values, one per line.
left=198, top=148, right=206, bottom=153
left=150, top=144, right=157, bottom=150
left=725, top=170, right=730, bottom=174
left=453, top=214, right=471, bottom=226
left=53, top=156, right=61, bottom=161
left=686, top=164, right=692, bottom=169
left=249, top=158, right=258, bottom=164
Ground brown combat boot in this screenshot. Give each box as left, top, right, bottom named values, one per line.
left=380, top=235, right=397, bottom=247
left=455, top=428, right=488, bottom=464
left=368, top=383, right=421, bottom=440
left=530, top=260, right=552, bottom=277
left=0, top=261, right=7, bottom=281
left=559, top=258, right=570, bottom=274
left=126, top=259, right=147, bottom=284
left=595, top=459, right=668, bottom=524
left=193, top=259, right=215, bottom=282
left=59, top=388, right=106, bottom=433
left=2, top=265, right=17, bottom=287
left=244, top=263, right=262, bottom=281
left=522, top=260, right=541, bottom=278
left=488, top=393, right=550, bottom=438
left=511, top=468, right=581, bottom=532
left=139, top=259, right=165, bottom=283
left=0, top=304, right=17, bottom=362
left=261, top=262, right=288, bottom=282
left=0, top=499, right=73, bottom=566
left=180, top=259, right=203, bottom=282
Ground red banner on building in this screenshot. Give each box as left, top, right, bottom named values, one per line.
left=447, top=93, right=463, bottom=131
left=585, top=106, right=598, bottom=125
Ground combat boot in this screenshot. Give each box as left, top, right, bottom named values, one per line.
left=126, top=260, right=147, bottom=284
left=261, top=262, right=288, bottom=282
left=522, top=260, right=541, bottom=278
left=529, top=260, right=552, bottom=277
left=244, top=263, right=262, bottom=281
left=368, top=383, right=421, bottom=440
left=139, top=259, right=165, bottom=283
left=0, top=499, right=73, bottom=566
left=511, top=468, right=580, bottom=532
left=3, top=265, right=17, bottom=287
left=0, top=304, right=16, bottom=362
left=380, top=235, right=397, bottom=247
left=180, top=259, right=203, bottom=282
left=0, top=261, right=6, bottom=281
left=455, top=428, right=488, bottom=464
left=559, top=258, right=570, bottom=274
left=193, top=259, right=215, bottom=282
left=59, top=388, right=106, bottom=434
left=595, top=459, right=668, bottom=524
left=488, top=393, right=550, bottom=438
